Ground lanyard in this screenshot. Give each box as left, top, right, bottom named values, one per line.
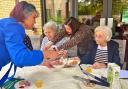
left=0, top=63, right=17, bottom=87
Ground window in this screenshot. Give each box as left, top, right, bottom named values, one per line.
left=46, top=0, right=70, bottom=24
left=112, top=0, right=128, bottom=23
left=78, top=0, right=103, bottom=29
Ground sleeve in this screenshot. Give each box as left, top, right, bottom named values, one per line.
left=80, top=53, right=91, bottom=64
left=40, top=37, right=48, bottom=50
left=80, top=47, right=94, bottom=64
left=112, top=43, right=121, bottom=66
left=57, top=28, right=93, bottom=50
left=3, top=23, right=43, bottom=67
left=51, top=30, right=66, bottom=44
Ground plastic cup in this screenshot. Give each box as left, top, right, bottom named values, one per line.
left=35, top=80, right=43, bottom=88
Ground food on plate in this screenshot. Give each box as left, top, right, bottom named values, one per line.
left=51, top=59, right=66, bottom=69
left=84, top=67, right=92, bottom=73
left=17, top=80, right=31, bottom=88
left=68, top=60, right=78, bottom=65
left=67, top=57, right=80, bottom=66
left=35, top=80, right=43, bottom=88
left=83, top=80, right=95, bottom=87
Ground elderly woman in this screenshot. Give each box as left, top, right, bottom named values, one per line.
left=80, top=26, right=121, bottom=69
left=0, top=1, right=61, bottom=86
left=41, top=21, right=67, bottom=50
left=44, top=17, right=94, bottom=58
left=41, top=21, right=78, bottom=57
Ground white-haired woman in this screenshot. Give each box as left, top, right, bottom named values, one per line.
left=80, top=26, right=121, bottom=69
left=41, top=21, right=67, bottom=50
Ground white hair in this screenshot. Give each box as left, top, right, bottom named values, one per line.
left=43, top=21, right=57, bottom=32
left=95, top=26, right=112, bottom=41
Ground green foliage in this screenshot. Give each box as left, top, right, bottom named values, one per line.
left=112, top=0, right=128, bottom=15
left=78, top=0, right=102, bottom=15
left=47, top=16, right=64, bottom=24
left=78, top=0, right=128, bottom=15
left=46, top=9, right=64, bottom=24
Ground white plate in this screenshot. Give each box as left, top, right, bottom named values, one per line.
left=79, top=81, right=96, bottom=89
left=67, top=59, right=80, bottom=66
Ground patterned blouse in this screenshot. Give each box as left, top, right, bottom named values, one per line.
left=24, top=34, right=33, bottom=51
left=51, top=24, right=94, bottom=56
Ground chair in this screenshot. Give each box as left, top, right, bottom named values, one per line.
left=113, top=39, right=127, bottom=69
left=30, top=35, right=41, bottom=50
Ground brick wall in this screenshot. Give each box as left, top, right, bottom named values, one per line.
left=19, top=0, right=43, bottom=35
left=0, top=0, right=43, bottom=35
left=0, top=0, right=15, bottom=18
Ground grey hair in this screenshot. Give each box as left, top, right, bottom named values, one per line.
left=95, top=26, right=112, bottom=41
left=43, top=21, right=57, bottom=32
left=10, top=1, right=38, bottom=22
left=23, top=1, right=39, bottom=18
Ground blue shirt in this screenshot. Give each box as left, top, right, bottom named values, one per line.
left=0, top=18, right=43, bottom=68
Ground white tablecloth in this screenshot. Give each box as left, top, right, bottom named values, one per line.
left=0, top=64, right=128, bottom=89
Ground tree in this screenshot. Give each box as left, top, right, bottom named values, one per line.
left=78, top=0, right=128, bottom=15
left=78, top=0, right=102, bottom=15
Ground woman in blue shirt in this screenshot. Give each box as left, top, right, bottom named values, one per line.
left=0, top=1, right=61, bottom=84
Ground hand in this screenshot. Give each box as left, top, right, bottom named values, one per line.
left=92, top=62, right=107, bottom=69
left=43, top=46, right=49, bottom=51
left=50, top=60, right=63, bottom=65
left=43, top=50, right=62, bottom=60
left=71, top=57, right=80, bottom=61
left=42, top=60, right=53, bottom=68
left=68, top=57, right=80, bottom=66
left=58, top=49, right=68, bottom=58
left=49, top=45, right=58, bottom=51
left=43, top=41, right=53, bottom=50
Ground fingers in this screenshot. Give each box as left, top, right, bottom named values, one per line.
left=42, top=61, right=53, bottom=68
left=58, top=49, right=68, bottom=58
left=43, top=50, right=68, bottom=61
left=92, top=63, right=97, bottom=68
left=43, top=47, right=48, bottom=51
left=49, top=45, right=58, bottom=51
left=72, top=57, right=80, bottom=60
left=92, top=62, right=107, bottom=69
left=47, top=51, right=62, bottom=60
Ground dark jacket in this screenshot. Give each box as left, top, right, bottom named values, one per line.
left=80, top=40, right=121, bottom=66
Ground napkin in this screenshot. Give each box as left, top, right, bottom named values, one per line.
left=120, top=70, right=128, bottom=79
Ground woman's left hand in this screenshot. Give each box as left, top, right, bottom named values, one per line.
left=42, top=60, right=54, bottom=68
left=58, top=49, right=68, bottom=58
left=92, top=62, right=107, bottom=69
left=43, top=41, right=53, bottom=50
